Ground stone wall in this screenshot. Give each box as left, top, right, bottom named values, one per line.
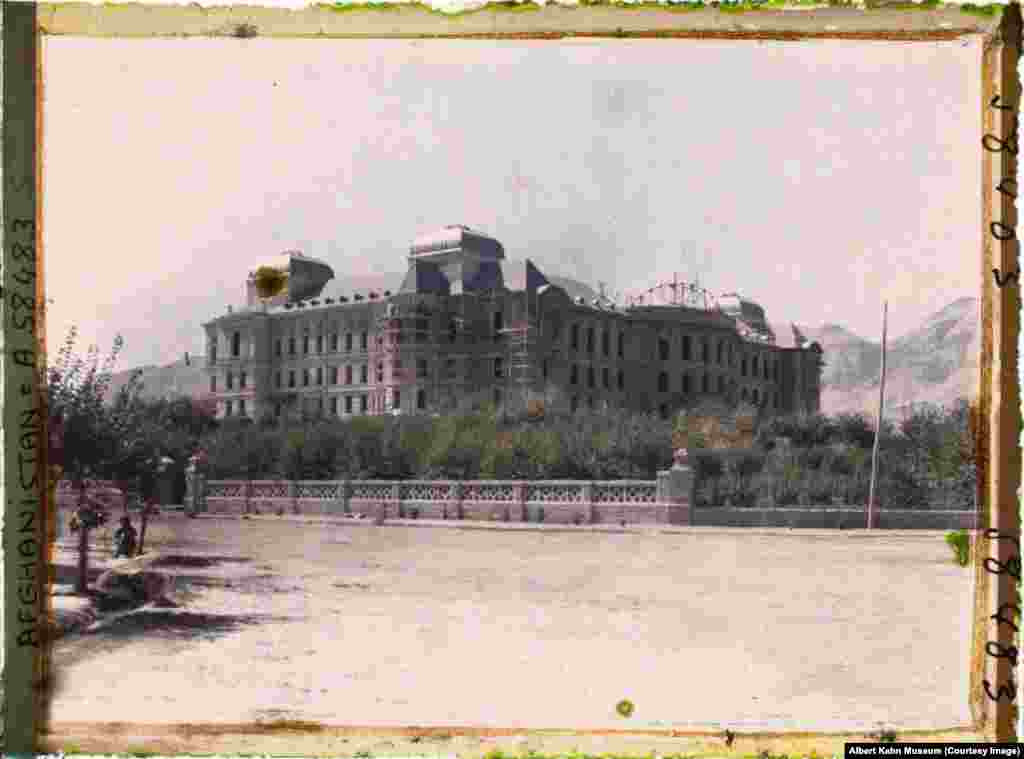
left=203, top=477, right=692, bottom=526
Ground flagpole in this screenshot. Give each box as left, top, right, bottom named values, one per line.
left=867, top=301, right=888, bottom=530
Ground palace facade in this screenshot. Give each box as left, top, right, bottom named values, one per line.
left=202, top=226, right=823, bottom=421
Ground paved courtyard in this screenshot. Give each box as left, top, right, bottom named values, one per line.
left=48, top=513, right=974, bottom=732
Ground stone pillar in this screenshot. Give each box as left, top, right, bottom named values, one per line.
left=580, top=482, right=595, bottom=525
left=340, top=479, right=351, bottom=515
left=514, top=482, right=527, bottom=522
left=452, top=481, right=465, bottom=520
left=658, top=448, right=694, bottom=525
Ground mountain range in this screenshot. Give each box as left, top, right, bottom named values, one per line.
left=105, top=269, right=980, bottom=420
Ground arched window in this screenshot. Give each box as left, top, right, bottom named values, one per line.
left=231, top=331, right=241, bottom=357
left=658, top=338, right=670, bottom=361
left=417, top=389, right=427, bottom=410
left=657, top=371, right=669, bottom=393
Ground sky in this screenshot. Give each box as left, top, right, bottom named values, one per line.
left=43, top=35, right=982, bottom=371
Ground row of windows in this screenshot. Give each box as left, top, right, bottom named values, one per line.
left=654, top=370, right=777, bottom=404
left=569, top=364, right=626, bottom=391
left=275, top=331, right=370, bottom=357
left=569, top=324, right=625, bottom=358
left=212, top=371, right=249, bottom=393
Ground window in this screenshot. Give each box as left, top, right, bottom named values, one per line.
left=275, top=403, right=282, bottom=418
left=587, top=366, right=595, bottom=389
left=542, top=360, right=549, bottom=380
left=393, top=390, right=401, bottom=410
left=493, top=311, right=504, bottom=335
left=275, top=339, right=282, bottom=357
left=360, top=364, right=368, bottom=384
left=448, top=319, right=457, bottom=343
left=618, top=333, right=624, bottom=359
left=742, top=388, right=748, bottom=401
left=617, top=369, right=624, bottom=391
left=418, top=359, right=428, bottom=379
left=211, top=376, right=217, bottom=393
left=570, top=365, right=579, bottom=385
left=765, top=361, right=770, bottom=380
left=345, top=395, right=353, bottom=414
left=659, top=338, right=670, bottom=361
left=317, top=335, right=324, bottom=354
left=702, top=374, right=709, bottom=393
left=570, top=396, right=578, bottom=412
left=753, top=388, right=759, bottom=404
left=417, top=389, right=427, bottom=410
left=701, top=339, right=710, bottom=363
left=239, top=399, right=247, bottom=416
left=587, top=397, right=594, bottom=410
left=658, top=371, right=668, bottom=393
left=240, top=372, right=247, bottom=389
left=717, top=341, right=724, bottom=364
left=330, top=366, right=339, bottom=385
left=360, top=395, right=368, bottom=412
left=659, top=403, right=668, bottom=419
left=345, top=365, right=353, bottom=384
left=753, top=356, right=759, bottom=375
left=602, top=367, right=609, bottom=389
left=316, top=367, right=323, bottom=385
left=587, top=327, right=595, bottom=353
left=376, top=363, right=383, bottom=383
left=571, top=324, right=580, bottom=351
left=682, top=374, right=691, bottom=394
left=494, top=387, right=503, bottom=406
left=602, top=330, right=610, bottom=356
left=302, top=369, right=310, bottom=387
left=226, top=372, right=234, bottom=390
left=288, top=337, right=296, bottom=355
left=494, top=357, right=504, bottom=379
left=288, top=371, right=296, bottom=388
left=231, top=332, right=241, bottom=357
left=302, top=335, right=310, bottom=355
left=446, top=358, right=457, bottom=377
left=330, top=397, right=338, bottom=415
left=718, top=375, right=725, bottom=393
left=345, top=333, right=353, bottom=352
left=360, top=331, right=368, bottom=350
left=682, top=335, right=692, bottom=361
left=225, top=400, right=233, bottom=417
left=331, top=334, right=339, bottom=352
left=275, top=371, right=282, bottom=389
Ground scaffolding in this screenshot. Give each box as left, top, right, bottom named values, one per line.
left=500, top=318, right=535, bottom=415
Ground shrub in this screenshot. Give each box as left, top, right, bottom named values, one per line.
left=945, top=530, right=971, bottom=566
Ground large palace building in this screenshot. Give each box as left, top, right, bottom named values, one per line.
left=202, top=226, right=823, bottom=421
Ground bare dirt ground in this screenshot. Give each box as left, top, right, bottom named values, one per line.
left=46, top=513, right=974, bottom=743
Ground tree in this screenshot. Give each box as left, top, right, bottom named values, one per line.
left=48, top=327, right=148, bottom=593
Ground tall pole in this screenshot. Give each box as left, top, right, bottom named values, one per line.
left=867, top=301, right=888, bottom=530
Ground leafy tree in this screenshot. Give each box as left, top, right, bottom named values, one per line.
left=48, top=328, right=148, bottom=593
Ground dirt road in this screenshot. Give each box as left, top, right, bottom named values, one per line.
left=48, top=514, right=974, bottom=733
